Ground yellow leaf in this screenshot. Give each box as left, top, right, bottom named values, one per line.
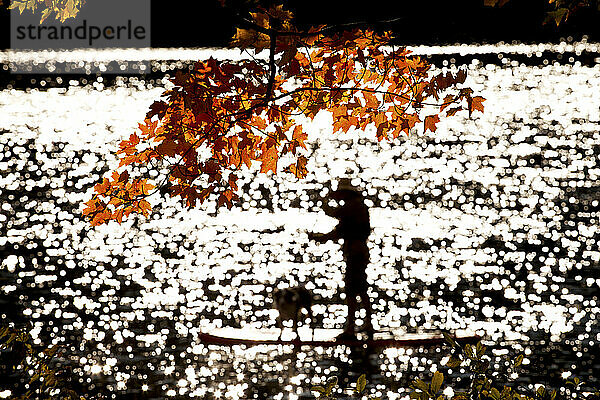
left=514, top=354, right=523, bottom=368
left=545, top=8, right=568, bottom=26
left=431, top=371, right=444, bottom=394
left=356, top=374, right=367, bottom=393
left=231, top=28, right=270, bottom=49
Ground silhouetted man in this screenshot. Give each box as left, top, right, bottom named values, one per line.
left=308, top=178, right=373, bottom=339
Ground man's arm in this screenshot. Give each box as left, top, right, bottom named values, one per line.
left=322, top=201, right=344, bottom=218
left=307, top=226, right=340, bottom=243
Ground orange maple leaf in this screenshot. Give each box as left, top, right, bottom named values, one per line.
left=470, top=96, right=486, bottom=114
left=292, top=125, right=307, bottom=149
left=91, top=212, right=110, bottom=226
left=94, top=178, right=110, bottom=194
left=113, top=209, right=124, bottom=224
left=424, top=115, right=441, bottom=133
left=332, top=105, right=347, bottom=119
left=260, top=145, right=278, bottom=174
left=138, top=200, right=152, bottom=216
left=467, top=96, right=486, bottom=117
left=363, top=91, right=378, bottom=109
left=285, top=156, right=308, bottom=179
left=139, top=181, right=155, bottom=195
left=138, top=119, right=158, bottom=137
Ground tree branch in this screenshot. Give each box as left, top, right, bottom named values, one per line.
left=264, top=25, right=278, bottom=104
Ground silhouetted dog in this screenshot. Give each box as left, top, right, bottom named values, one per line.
left=272, top=286, right=314, bottom=340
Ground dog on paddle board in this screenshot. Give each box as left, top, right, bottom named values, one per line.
left=272, top=286, right=314, bottom=340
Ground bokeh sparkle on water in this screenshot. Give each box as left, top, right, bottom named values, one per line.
left=1, top=44, right=600, bottom=399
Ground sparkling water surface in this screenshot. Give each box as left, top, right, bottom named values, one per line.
left=1, top=45, right=600, bottom=399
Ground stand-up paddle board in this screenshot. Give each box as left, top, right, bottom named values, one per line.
left=198, top=327, right=479, bottom=348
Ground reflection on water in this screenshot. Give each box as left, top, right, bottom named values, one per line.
left=1, top=46, right=600, bottom=399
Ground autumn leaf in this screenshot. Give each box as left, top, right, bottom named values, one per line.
left=400, top=113, right=421, bottom=135
left=424, top=115, right=440, bottom=133
left=94, top=178, right=110, bottom=194
left=240, top=147, right=253, bottom=168
left=218, top=189, right=236, bottom=209
left=157, top=139, right=180, bottom=157
left=467, top=96, right=486, bottom=116
left=40, top=8, right=52, bottom=23
left=445, top=356, right=462, bottom=368
left=285, top=156, right=308, bottom=179
left=82, top=199, right=100, bottom=217
left=139, top=181, right=154, bottom=195
left=440, top=94, right=456, bottom=112
left=376, top=121, right=389, bottom=141
left=147, top=101, right=168, bottom=120
left=279, top=47, right=297, bottom=67
left=292, top=125, right=307, bottom=149
left=260, top=144, right=278, bottom=174
left=230, top=8, right=278, bottom=49
left=57, top=0, right=78, bottom=22
left=544, top=8, right=569, bottom=26
left=431, top=372, right=444, bottom=394
left=483, top=0, right=511, bottom=7
left=332, top=105, right=347, bottom=119
left=363, top=91, right=378, bottom=109
left=118, top=133, right=140, bottom=155
left=267, top=4, right=294, bottom=22
left=180, top=186, right=198, bottom=208
left=231, top=28, right=270, bottom=49
left=138, top=119, right=158, bottom=138
left=91, top=212, right=110, bottom=226
left=334, top=117, right=353, bottom=133
left=446, top=107, right=462, bottom=117
left=8, top=1, right=27, bottom=14
left=228, top=173, right=239, bottom=191
left=252, top=116, right=268, bottom=131
left=113, top=209, right=124, bottom=224
left=471, top=96, right=485, bottom=113
left=138, top=200, right=152, bottom=216
left=118, top=170, right=129, bottom=183
left=355, top=374, right=367, bottom=394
